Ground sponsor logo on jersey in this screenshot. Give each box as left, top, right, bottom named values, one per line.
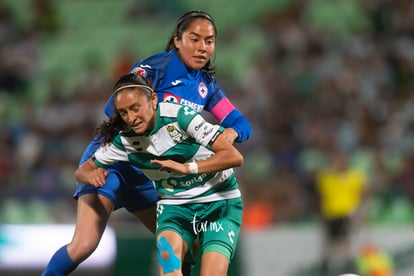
left=198, top=82, right=208, bottom=98
left=180, top=99, right=204, bottom=112
left=191, top=212, right=225, bottom=234
left=182, top=106, right=196, bottom=116
left=167, top=125, right=184, bottom=143
left=162, top=93, right=205, bottom=113
left=131, top=66, right=147, bottom=77
left=202, top=127, right=214, bottom=139
left=194, top=122, right=204, bottom=131
left=162, top=93, right=180, bottom=103
left=171, top=80, right=182, bottom=86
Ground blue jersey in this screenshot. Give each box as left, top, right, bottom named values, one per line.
left=104, top=50, right=251, bottom=143
left=80, top=50, right=251, bottom=165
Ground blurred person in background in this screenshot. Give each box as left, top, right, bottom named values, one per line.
left=356, top=241, right=394, bottom=276
left=76, top=73, right=244, bottom=276
left=42, top=10, right=251, bottom=276
left=315, top=146, right=369, bottom=276
left=30, top=0, right=61, bottom=37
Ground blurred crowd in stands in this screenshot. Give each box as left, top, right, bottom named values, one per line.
left=1, top=0, right=414, bottom=230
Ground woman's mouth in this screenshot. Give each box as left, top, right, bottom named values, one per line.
left=194, top=55, right=206, bottom=62
left=131, top=122, right=143, bottom=131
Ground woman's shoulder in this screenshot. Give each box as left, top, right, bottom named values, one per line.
left=145, top=51, right=172, bottom=61
left=133, top=51, right=173, bottom=70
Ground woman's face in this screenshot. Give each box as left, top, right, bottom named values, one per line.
left=114, top=89, right=157, bottom=134
left=174, top=18, right=216, bottom=70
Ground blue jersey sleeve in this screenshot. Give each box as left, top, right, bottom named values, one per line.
left=221, top=109, right=252, bottom=143
left=205, top=78, right=252, bottom=143
left=78, top=134, right=104, bottom=165
left=104, top=94, right=116, bottom=118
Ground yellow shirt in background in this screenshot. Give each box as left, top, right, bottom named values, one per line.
left=316, top=168, right=366, bottom=218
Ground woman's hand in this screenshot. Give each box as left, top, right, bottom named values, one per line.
left=86, top=167, right=109, bottom=187
left=222, top=128, right=238, bottom=144
left=151, top=159, right=187, bottom=174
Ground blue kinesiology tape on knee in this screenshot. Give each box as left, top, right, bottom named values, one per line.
left=157, top=236, right=181, bottom=273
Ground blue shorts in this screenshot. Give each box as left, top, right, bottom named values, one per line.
left=73, top=161, right=158, bottom=212
left=73, top=139, right=158, bottom=212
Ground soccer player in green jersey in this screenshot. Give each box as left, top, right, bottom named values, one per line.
left=76, top=73, right=244, bottom=276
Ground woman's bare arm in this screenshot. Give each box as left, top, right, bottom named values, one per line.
left=75, top=158, right=109, bottom=187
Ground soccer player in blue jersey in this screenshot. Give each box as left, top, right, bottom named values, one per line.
left=42, top=10, right=251, bottom=275
left=77, top=73, right=244, bottom=276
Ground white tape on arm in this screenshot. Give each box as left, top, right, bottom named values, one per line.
left=188, top=162, right=198, bottom=174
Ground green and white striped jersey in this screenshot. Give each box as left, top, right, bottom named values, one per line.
left=93, top=102, right=241, bottom=205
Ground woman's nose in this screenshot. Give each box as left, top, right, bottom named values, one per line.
left=128, top=112, right=136, bottom=124
left=198, top=41, right=207, bottom=52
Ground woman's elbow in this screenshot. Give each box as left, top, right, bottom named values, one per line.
left=75, top=166, right=88, bottom=183
left=74, top=168, right=81, bottom=182
left=234, top=152, right=244, bottom=167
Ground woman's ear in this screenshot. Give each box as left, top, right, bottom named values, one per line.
left=173, top=34, right=180, bottom=50
left=152, top=93, right=158, bottom=109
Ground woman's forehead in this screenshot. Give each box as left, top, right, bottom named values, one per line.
left=115, top=90, right=146, bottom=104
left=185, top=18, right=216, bottom=36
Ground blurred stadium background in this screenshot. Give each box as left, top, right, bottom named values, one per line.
left=1, top=0, right=414, bottom=275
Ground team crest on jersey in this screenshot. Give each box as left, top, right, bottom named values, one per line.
left=163, top=92, right=180, bottom=103
left=167, top=125, right=184, bottom=143
left=198, top=82, right=208, bottom=98
left=131, top=67, right=147, bottom=77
